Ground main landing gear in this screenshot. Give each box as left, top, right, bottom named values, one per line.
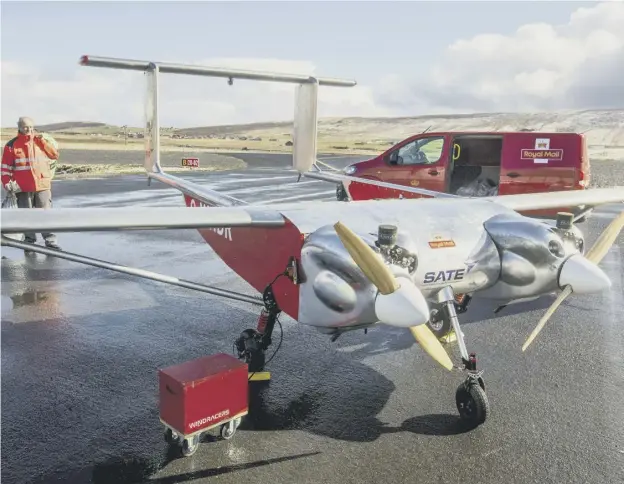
left=234, top=281, right=282, bottom=375
left=433, top=286, right=489, bottom=427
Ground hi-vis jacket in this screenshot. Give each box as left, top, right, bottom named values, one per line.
left=1, top=133, right=59, bottom=192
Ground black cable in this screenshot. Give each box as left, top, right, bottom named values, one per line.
left=240, top=268, right=288, bottom=381
left=247, top=315, right=283, bottom=381
left=264, top=315, right=283, bottom=366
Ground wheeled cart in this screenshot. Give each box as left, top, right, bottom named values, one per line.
left=158, top=353, right=249, bottom=457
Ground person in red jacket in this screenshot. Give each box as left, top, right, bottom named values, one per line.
left=1, top=116, right=61, bottom=251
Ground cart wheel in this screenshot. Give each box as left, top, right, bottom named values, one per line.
left=164, top=428, right=179, bottom=444
left=182, top=435, right=199, bottom=457
left=220, top=421, right=236, bottom=440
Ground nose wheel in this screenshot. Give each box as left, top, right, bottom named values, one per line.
left=435, top=287, right=490, bottom=427
left=456, top=373, right=489, bottom=427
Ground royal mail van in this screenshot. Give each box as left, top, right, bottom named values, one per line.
left=337, top=131, right=591, bottom=219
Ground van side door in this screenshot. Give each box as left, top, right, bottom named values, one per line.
left=383, top=134, right=449, bottom=194
left=498, top=134, right=578, bottom=196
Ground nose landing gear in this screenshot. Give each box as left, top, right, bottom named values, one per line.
left=455, top=354, right=488, bottom=427
left=434, top=287, right=489, bottom=428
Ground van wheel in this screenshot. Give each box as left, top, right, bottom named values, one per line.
left=336, top=186, right=348, bottom=201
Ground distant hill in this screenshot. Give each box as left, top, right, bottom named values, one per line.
left=3, top=109, right=623, bottom=157
left=176, top=109, right=624, bottom=147
left=37, top=121, right=108, bottom=131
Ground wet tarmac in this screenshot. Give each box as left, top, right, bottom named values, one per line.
left=2, top=154, right=624, bottom=484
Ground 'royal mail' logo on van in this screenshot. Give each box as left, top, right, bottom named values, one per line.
left=520, top=149, right=563, bottom=160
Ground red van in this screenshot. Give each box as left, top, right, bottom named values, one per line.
left=337, top=131, right=591, bottom=219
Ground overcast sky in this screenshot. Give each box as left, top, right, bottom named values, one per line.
left=2, top=0, right=623, bottom=128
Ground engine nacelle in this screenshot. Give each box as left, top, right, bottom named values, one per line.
left=476, top=212, right=586, bottom=301
left=297, top=223, right=419, bottom=332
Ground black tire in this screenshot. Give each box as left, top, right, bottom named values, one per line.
left=336, top=185, right=349, bottom=201
left=247, top=349, right=265, bottom=373
left=236, top=329, right=265, bottom=372
left=427, top=307, right=452, bottom=339
left=455, top=381, right=489, bottom=427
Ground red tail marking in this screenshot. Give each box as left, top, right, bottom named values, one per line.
left=184, top=195, right=302, bottom=320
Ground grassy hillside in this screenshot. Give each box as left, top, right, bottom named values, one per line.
left=2, top=109, right=624, bottom=160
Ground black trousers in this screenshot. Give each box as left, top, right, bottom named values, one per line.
left=16, top=190, right=58, bottom=245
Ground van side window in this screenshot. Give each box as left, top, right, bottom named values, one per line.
left=395, top=136, right=444, bottom=165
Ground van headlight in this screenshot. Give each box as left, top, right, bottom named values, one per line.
left=344, top=165, right=356, bottom=175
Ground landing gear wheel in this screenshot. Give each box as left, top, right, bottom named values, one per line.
left=247, top=348, right=266, bottom=373
left=455, top=380, right=489, bottom=427
left=235, top=329, right=266, bottom=372
left=427, top=307, right=452, bottom=339
left=182, top=435, right=199, bottom=457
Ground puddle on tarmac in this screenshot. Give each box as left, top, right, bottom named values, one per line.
left=8, top=290, right=52, bottom=308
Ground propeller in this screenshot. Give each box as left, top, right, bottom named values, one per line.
left=333, top=222, right=454, bottom=371
left=522, top=210, right=624, bottom=352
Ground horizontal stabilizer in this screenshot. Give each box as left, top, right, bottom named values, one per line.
left=79, top=55, right=357, bottom=87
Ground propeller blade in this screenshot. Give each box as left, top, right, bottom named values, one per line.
left=585, top=210, right=624, bottom=264
left=410, top=325, right=454, bottom=371
left=333, top=222, right=453, bottom=371
left=522, top=285, right=572, bottom=352
left=522, top=210, right=623, bottom=352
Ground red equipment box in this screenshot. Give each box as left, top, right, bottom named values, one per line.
left=159, top=353, right=248, bottom=436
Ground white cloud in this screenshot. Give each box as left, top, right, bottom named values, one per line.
left=1, top=56, right=381, bottom=128
left=376, top=1, right=624, bottom=114
left=2, top=2, right=623, bottom=128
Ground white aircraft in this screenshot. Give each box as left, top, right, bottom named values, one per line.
left=2, top=56, right=623, bottom=445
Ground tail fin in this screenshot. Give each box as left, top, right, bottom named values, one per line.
left=144, top=62, right=162, bottom=175
left=292, top=79, right=319, bottom=174
left=78, top=55, right=356, bottom=204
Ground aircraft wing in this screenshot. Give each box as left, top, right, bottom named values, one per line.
left=487, top=186, right=624, bottom=211
left=303, top=170, right=459, bottom=199
left=0, top=206, right=285, bottom=234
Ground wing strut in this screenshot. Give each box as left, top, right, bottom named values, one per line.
left=1, top=236, right=264, bottom=307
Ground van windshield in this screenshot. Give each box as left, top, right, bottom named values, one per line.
left=396, top=136, right=444, bottom=165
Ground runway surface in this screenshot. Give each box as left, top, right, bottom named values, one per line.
left=2, top=153, right=623, bottom=484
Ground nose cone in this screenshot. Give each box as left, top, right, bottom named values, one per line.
left=375, top=277, right=430, bottom=327
left=559, top=254, right=611, bottom=294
